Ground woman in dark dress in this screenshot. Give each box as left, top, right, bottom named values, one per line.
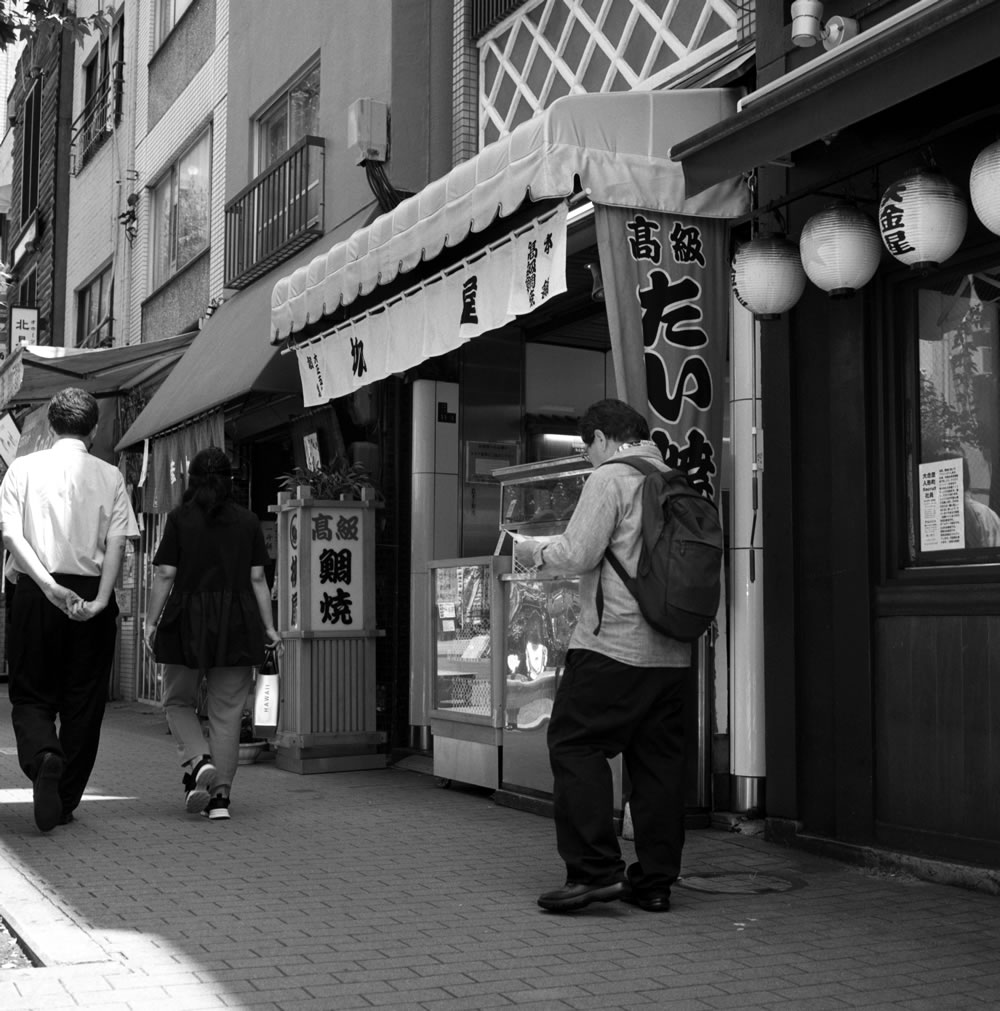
left=143, top=447, right=281, bottom=820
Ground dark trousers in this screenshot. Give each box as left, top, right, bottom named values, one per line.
left=8, top=574, right=118, bottom=814
left=547, top=648, right=688, bottom=892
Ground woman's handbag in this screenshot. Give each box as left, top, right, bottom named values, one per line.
left=252, top=645, right=280, bottom=738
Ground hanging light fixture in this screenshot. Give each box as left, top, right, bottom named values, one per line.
left=799, top=202, right=881, bottom=297
left=586, top=262, right=604, bottom=302
left=731, top=236, right=806, bottom=319
left=970, top=140, right=1000, bottom=237
left=878, top=169, right=967, bottom=270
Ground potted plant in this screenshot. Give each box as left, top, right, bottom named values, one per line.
left=238, top=709, right=267, bottom=765
left=278, top=456, right=381, bottom=502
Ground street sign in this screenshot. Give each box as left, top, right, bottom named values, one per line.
left=9, top=305, right=38, bottom=349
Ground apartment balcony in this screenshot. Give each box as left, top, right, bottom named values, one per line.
left=224, top=136, right=325, bottom=290
left=70, top=65, right=123, bottom=174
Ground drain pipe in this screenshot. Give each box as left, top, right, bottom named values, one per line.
left=729, top=299, right=766, bottom=816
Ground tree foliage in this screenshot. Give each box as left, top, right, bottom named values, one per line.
left=0, top=2, right=113, bottom=53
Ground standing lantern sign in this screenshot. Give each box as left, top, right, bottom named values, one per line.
left=271, top=486, right=384, bottom=772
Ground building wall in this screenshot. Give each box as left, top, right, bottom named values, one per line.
left=65, top=0, right=136, bottom=350
left=225, top=0, right=392, bottom=245
left=0, top=41, right=27, bottom=136
left=389, top=0, right=454, bottom=193
left=7, top=26, right=74, bottom=347
left=147, top=0, right=216, bottom=129
left=754, top=0, right=1000, bottom=865
left=129, top=0, right=228, bottom=344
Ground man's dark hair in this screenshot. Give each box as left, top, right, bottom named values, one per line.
left=579, top=398, right=650, bottom=445
left=48, top=388, right=99, bottom=437
left=184, top=446, right=234, bottom=521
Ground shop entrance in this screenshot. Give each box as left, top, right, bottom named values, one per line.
left=425, top=239, right=720, bottom=818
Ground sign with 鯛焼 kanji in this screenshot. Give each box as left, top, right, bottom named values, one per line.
left=276, top=498, right=377, bottom=634
left=305, top=505, right=364, bottom=630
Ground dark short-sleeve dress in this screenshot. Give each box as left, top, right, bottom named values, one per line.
left=152, top=501, right=270, bottom=672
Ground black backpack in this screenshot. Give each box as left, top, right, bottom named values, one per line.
left=595, top=456, right=723, bottom=643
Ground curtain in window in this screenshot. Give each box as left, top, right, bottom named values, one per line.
left=175, top=133, right=211, bottom=273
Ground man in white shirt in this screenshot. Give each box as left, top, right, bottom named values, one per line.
left=0, top=388, right=139, bottom=832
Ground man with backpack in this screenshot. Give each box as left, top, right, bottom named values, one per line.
left=515, top=398, right=719, bottom=914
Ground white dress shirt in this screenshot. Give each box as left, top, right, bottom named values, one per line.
left=0, top=438, right=139, bottom=578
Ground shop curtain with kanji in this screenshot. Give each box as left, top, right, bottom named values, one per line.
left=143, top=411, right=225, bottom=514
left=596, top=207, right=728, bottom=503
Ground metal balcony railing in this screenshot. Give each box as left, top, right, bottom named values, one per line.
left=70, top=63, right=123, bottom=174
left=470, top=0, right=526, bottom=39
left=224, top=136, right=325, bottom=290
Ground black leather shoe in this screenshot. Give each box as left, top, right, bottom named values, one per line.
left=621, top=888, right=671, bottom=912
left=538, top=879, right=624, bottom=912
left=58, top=810, right=74, bottom=825
left=33, top=752, right=64, bottom=833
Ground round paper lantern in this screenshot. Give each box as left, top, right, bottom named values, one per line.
left=799, top=202, right=881, bottom=297
left=878, top=169, right=967, bottom=269
left=731, top=236, right=807, bottom=319
left=970, top=140, right=1000, bottom=236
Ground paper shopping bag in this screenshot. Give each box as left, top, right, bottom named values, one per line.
left=253, top=650, right=280, bottom=738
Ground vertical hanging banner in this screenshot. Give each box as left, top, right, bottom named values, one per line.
left=597, top=207, right=728, bottom=501
left=295, top=203, right=567, bottom=408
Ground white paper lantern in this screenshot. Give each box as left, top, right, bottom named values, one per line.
left=799, top=203, right=881, bottom=297
left=731, top=236, right=807, bottom=318
left=970, top=140, right=1000, bottom=237
left=878, top=169, right=967, bottom=269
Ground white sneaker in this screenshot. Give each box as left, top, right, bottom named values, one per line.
left=183, top=757, right=215, bottom=814
left=203, top=796, right=230, bottom=820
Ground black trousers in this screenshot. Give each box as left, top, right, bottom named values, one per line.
left=8, top=574, right=118, bottom=814
left=547, top=648, right=688, bottom=892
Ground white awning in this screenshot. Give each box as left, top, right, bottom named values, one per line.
left=271, top=89, right=748, bottom=341
left=295, top=204, right=568, bottom=407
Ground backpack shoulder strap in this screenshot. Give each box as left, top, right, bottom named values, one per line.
left=593, top=455, right=656, bottom=633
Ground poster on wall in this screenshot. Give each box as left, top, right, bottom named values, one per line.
left=303, top=432, right=321, bottom=470
left=919, top=458, right=964, bottom=551
left=596, top=207, right=728, bottom=502
left=465, top=440, right=519, bottom=484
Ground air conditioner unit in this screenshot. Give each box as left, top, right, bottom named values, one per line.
left=347, top=98, right=388, bottom=164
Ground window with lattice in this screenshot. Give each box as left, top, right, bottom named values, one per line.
left=478, top=0, right=739, bottom=145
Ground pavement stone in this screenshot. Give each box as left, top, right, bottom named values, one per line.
left=0, top=694, right=999, bottom=1010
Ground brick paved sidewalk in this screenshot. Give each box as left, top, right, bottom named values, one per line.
left=1, top=695, right=999, bottom=1010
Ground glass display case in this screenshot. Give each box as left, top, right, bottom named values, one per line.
left=492, top=456, right=624, bottom=808
left=431, top=558, right=500, bottom=717
left=496, top=455, right=591, bottom=542
left=502, top=576, right=580, bottom=730
left=428, top=555, right=511, bottom=789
